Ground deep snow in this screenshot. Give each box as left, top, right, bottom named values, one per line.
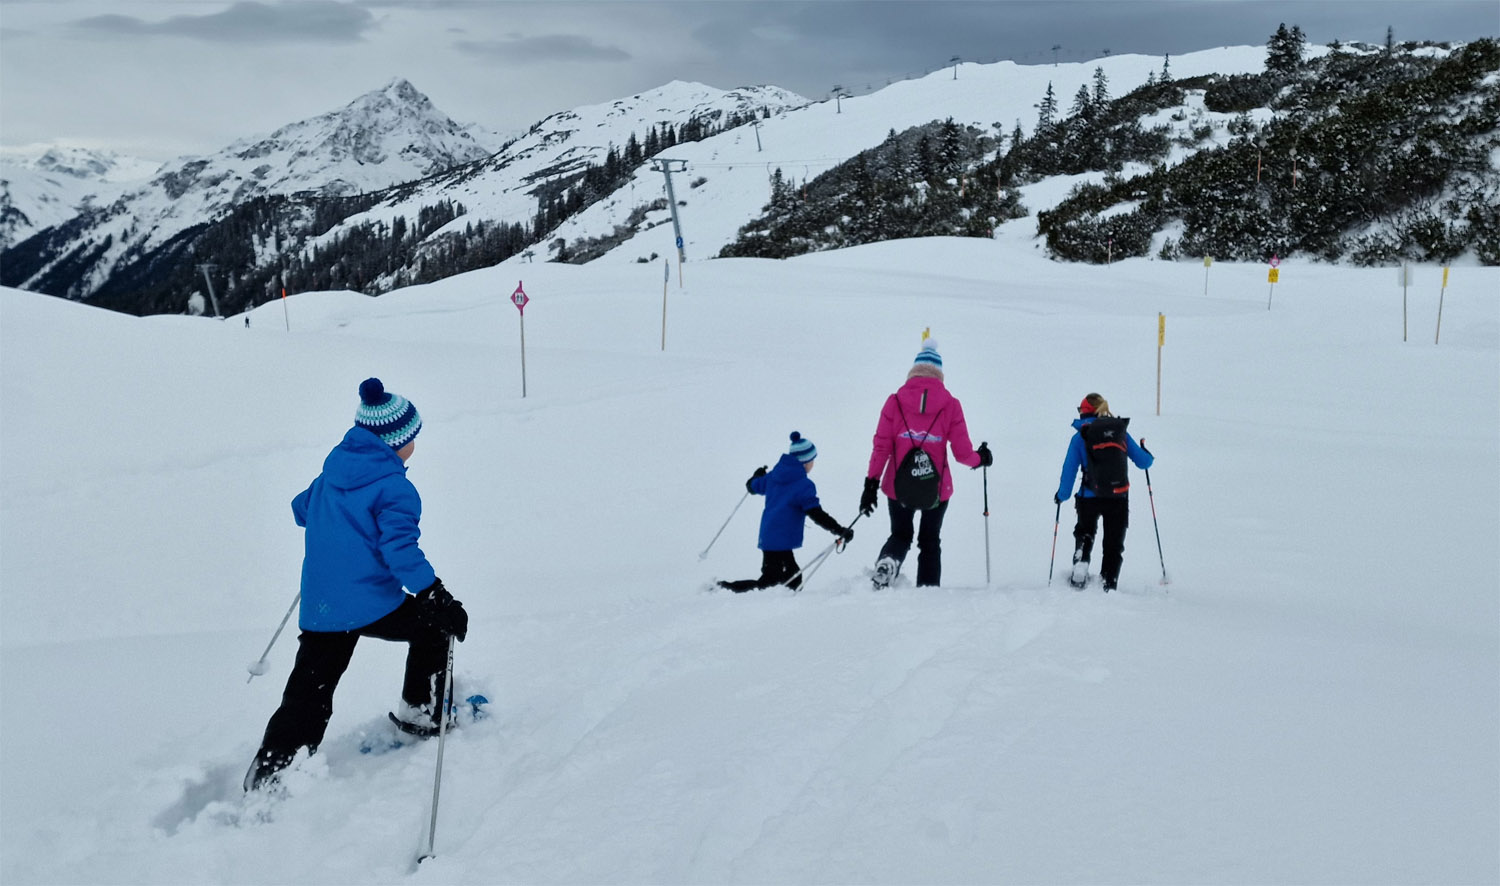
left=2, top=231, right=1496, bottom=884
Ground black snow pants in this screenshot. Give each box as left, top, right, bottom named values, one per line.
left=256, top=595, right=449, bottom=761
left=719, top=549, right=802, bottom=592
left=1073, top=495, right=1129, bottom=585
left=878, top=497, right=949, bottom=587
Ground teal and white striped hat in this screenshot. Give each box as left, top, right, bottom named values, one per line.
left=788, top=431, right=817, bottom=463
left=355, top=378, right=422, bottom=451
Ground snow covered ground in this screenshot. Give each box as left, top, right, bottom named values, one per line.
left=2, top=236, right=1496, bottom=884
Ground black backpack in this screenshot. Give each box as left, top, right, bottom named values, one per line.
left=892, top=399, right=945, bottom=510
left=1081, top=416, right=1132, bottom=497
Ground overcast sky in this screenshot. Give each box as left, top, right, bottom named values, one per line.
left=2, top=0, right=1495, bottom=163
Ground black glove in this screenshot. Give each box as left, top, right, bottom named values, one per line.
left=838, top=524, right=855, bottom=543
left=1054, top=493, right=1066, bottom=506
left=807, top=506, right=847, bottom=539
left=746, top=465, right=768, bottom=493
left=416, top=578, right=468, bottom=642
left=1139, top=437, right=1152, bottom=456
left=976, top=442, right=993, bottom=468
left=859, top=476, right=880, bottom=517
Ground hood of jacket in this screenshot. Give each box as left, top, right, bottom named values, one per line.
left=766, top=452, right=810, bottom=487
left=322, top=426, right=408, bottom=491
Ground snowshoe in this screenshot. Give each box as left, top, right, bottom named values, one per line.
left=872, top=557, right=898, bottom=590
left=243, top=748, right=294, bottom=794
left=387, top=694, right=490, bottom=739
left=1068, top=558, right=1090, bottom=590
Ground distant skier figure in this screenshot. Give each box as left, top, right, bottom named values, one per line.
left=1055, top=393, right=1153, bottom=592
left=244, top=378, right=469, bottom=792
left=718, top=432, right=854, bottom=592
left=860, top=337, right=990, bottom=589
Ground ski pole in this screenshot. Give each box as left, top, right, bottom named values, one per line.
left=418, top=635, right=457, bottom=864
left=246, top=591, right=300, bottom=683
left=1047, top=501, right=1061, bottom=586
left=699, top=490, right=751, bottom=560
left=982, top=463, right=991, bottom=585
left=1142, top=439, right=1168, bottom=585
left=791, top=512, right=861, bottom=592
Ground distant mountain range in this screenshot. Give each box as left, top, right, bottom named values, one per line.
left=3, top=35, right=1495, bottom=317
left=1, top=77, right=806, bottom=314
left=0, top=147, right=160, bottom=251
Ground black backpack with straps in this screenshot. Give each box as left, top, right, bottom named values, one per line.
left=1081, top=416, right=1132, bottom=497
left=892, top=397, right=945, bottom=510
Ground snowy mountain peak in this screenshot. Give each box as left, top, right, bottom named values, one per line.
left=232, top=77, right=496, bottom=188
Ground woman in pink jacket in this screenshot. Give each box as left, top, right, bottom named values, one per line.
left=860, top=338, right=991, bottom=588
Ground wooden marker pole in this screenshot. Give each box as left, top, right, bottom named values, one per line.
left=1435, top=266, right=1449, bottom=345
left=1401, top=263, right=1410, bottom=342
left=510, top=282, right=530, bottom=397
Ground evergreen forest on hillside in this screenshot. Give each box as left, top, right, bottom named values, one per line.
left=721, top=32, right=1499, bottom=265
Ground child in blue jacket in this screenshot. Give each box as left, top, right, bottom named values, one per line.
left=718, top=432, right=855, bottom=592
left=245, top=378, right=469, bottom=792
left=1055, top=393, right=1154, bottom=591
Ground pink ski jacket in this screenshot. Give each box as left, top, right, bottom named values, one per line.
left=867, top=376, right=981, bottom=503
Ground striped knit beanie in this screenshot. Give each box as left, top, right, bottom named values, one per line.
left=355, top=378, right=422, bottom=451
left=788, top=431, right=817, bottom=464
left=914, top=338, right=942, bottom=370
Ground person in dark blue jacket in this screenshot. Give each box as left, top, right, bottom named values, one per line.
left=1055, top=393, right=1154, bottom=592
left=718, top=432, right=855, bottom=592
left=245, top=378, right=469, bottom=792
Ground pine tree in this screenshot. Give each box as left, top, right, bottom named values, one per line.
left=1092, top=66, right=1110, bottom=106
left=1267, top=23, right=1305, bottom=74
left=1071, top=84, right=1093, bottom=121
left=1037, top=82, right=1058, bottom=129
left=1160, top=53, right=1172, bottom=83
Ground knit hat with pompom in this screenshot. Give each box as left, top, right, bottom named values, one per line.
left=355, top=378, right=422, bottom=450
left=788, top=431, right=817, bottom=463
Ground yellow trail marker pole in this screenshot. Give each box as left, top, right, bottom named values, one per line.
left=1435, top=266, right=1449, bottom=345
left=1266, top=267, right=1279, bottom=309
left=1156, top=313, right=1165, bottom=416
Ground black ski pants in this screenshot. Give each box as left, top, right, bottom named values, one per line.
left=256, top=595, right=448, bottom=759
left=1073, top=495, right=1129, bottom=584
left=719, top=549, right=801, bottom=592
left=878, top=497, right=949, bottom=587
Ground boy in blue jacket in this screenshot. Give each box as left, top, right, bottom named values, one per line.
left=245, top=378, right=469, bottom=792
left=718, top=432, right=855, bottom=592
left=1055, top=393, right=1154, bottom=592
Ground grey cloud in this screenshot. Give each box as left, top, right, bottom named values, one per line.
left=71, top=1, right=376, bottom=44
left=678, top=0, right=1499, bottom=99
left=454, top=34, right=631, bottom=64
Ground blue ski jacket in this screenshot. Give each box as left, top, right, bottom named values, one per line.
left=751, top=453, right=822, bottom=551
left=1056, top=417, right=1154, bottom=501
left=292, top=426, right=437, bottom=631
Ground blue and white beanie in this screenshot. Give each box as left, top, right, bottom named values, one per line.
left=788, top=431, right=817, bottom=464
left=355, top=378, right=422, bottom=451
left=913, top=338, right=943, bottom=370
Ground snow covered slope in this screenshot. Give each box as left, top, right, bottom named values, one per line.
left=559, top=47, right=1273, bottom=264
left=2, top=234, right=1495, bottom=884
